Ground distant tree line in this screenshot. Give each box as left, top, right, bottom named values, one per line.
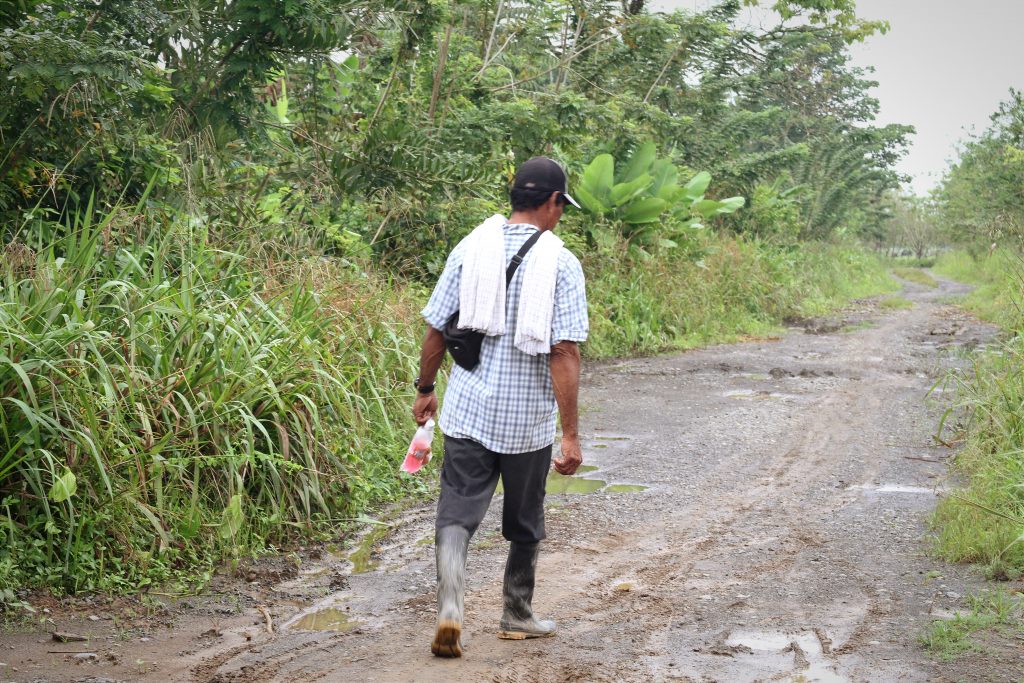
left=935, top=89, right=1024, bottom=251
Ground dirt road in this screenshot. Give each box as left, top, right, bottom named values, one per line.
left=5, top=274, right=1021, bottom=682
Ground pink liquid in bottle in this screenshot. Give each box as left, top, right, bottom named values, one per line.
left=401, top=419, right=435, bottom=474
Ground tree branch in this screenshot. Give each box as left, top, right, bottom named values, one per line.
left=481, top=0, right=505, bottom=67
left=429, top=24, right=454, bottom=123
left=488, top=32, right=618, bottom=93
left=643, top=40, right=686, bottom=104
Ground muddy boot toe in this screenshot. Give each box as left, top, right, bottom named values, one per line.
left=431, top=619, right=464, bottom=657
left=432, top=526, right=469, bottom=658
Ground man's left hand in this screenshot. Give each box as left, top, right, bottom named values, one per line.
left=554, top=435, right=583, bottom=475
left=412, top=391, right=438, bottom=425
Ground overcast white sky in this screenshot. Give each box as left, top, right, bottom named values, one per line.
left=647, top=0, right=1024, bottom=195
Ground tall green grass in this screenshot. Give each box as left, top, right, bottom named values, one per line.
left=931, top=249, right=1024, bottom=577
left=584, top=235, right=896, bottom=358
left=892, top=267, right=939, bottom=288
left=933, top=249, right=1024, bottom=330
left=0, top=204, right=421, bottom=592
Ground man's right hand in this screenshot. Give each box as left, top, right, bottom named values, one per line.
left=553, top=434, right=583, bottom=475
left=412, top=391, right=437, bottom=426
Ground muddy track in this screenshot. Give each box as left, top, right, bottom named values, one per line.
left=6, top=275, right=1023, bottom=683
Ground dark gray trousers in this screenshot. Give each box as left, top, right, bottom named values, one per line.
left=436, top=435, right=552, bottom=544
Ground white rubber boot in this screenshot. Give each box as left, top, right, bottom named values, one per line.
left=432, top=526, right=469, bottom=657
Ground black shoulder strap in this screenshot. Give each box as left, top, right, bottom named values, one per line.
left=505, top=230, right=543, bottom=285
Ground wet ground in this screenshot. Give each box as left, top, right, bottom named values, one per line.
left=3, top=273, right=1023, bottom=682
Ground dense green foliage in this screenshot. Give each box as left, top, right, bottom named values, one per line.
left=929, top=88, right=1024, bottom=578
left=935, top=90, right=1024, bottom=249
left=0, top=0, right=908, bottom=592
left=2, top=0, right=909, bottom=255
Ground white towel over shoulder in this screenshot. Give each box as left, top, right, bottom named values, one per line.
left=457, top=214, right=507, bottom=336
left=458, top=216, right=565, bottom=354
left=515, top=231, right=564, bottom=355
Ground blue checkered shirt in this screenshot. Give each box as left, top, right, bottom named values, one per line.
left=422, top=223, right=589, bottom=454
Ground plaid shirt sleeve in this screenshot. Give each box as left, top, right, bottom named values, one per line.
left=421, top=241, right=466, bottom=330
left=551, top=249, right=588, bottom=344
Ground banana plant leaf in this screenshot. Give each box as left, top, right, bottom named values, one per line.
left=717, top=196, right=746, bottom=213
left=619, top=141, right=657, bottom=183
left=573, top=183, right=607, bottom=214
left=693, top=197, right=746, bottom=218
left=580, top=154, right=614, bottom=206
left=657, top=182, right=685, bottom=203
left=650, top=159, right=678, bottom=197
left=622, top=197, right=668, bottom=224
left=610, top=174, right=653, bottom=207
left=683, top=171, right=712, bottom=200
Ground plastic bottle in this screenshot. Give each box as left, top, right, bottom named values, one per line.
left=401, top=418, right=435, bottom=474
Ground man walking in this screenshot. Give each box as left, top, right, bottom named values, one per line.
left=411, top=157, right=588, bottom=658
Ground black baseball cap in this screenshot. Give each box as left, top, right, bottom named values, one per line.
left=512, top=157, right=581, bottom=208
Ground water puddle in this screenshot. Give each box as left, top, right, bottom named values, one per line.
left=726, top=629, right=847, bottom=682
left=496, top=465, right=648, bottom=496
left=724, top=389, right=798, bottom=401
left=546, top=472, right=606, bottom=494
left=585, top=433, right=633, bottom=453
left=730, top=630, right=798, bottom=650
left=348, top=524, right=392, bottom=574
left=875, top=484, right=938, bottom=494
left=604, top=484, right=649, bottom=493
left=289, top=607, right=362, bottom=633
left=848, top=483, right=944, bottom=495
left=544, top=471, right=649, bottom=495
left=724, top=389, right=758, bottom=398
left=841, top=322, right=876, bottom=334
left=498, top=466, right=593, bottom=494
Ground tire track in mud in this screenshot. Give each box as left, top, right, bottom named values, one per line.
left=198, top=635, right=345, bottom=683
left=172, top=276, right=1006, bottom=683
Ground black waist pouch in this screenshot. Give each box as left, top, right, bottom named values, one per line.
left=442, top=229, right=543, bottom=371
left=443, top=311, right=484, bottom=370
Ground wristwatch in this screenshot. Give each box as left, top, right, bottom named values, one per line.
left=414, top=377, right=435, bottom=394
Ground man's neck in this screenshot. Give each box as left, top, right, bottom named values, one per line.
left=507, top=211, right=550, bottom=231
